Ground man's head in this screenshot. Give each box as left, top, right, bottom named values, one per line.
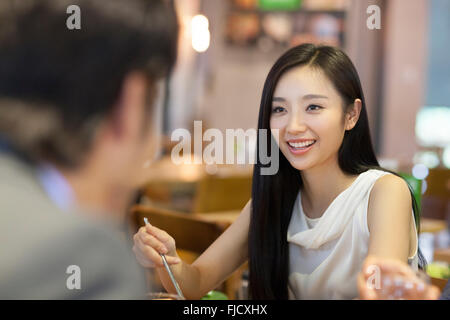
left=0, top=0, right=178, bottom=214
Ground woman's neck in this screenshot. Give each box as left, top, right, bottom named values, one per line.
left=300, top=159, right=359, bottom=219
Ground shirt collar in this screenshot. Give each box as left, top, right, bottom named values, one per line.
left=36, top=164, right=75, bottom=212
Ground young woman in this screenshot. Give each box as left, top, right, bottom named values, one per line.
left=132, top=43, right=425, bottom=300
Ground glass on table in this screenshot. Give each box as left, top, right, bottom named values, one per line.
left=360, top=255, right=441, bottom=300
left=375, top=268, right=434, bottom=300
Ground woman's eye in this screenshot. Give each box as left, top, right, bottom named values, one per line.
left=272, top=106, right=286, bottom=113
left=306, top=104, right=322, bottom=111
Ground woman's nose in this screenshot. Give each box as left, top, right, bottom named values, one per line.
left=286, top=113, right=307, bottom=134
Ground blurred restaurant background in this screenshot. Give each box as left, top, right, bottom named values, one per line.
left=129, top=0, right=450, bottom=299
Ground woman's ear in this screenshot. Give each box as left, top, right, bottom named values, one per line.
left=345, top=99, right=362, bottom=131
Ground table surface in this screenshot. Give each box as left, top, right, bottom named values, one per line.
left=142, top=156, right=253, bottom=184
left=420, top=218, right=448, bottom=234
left=192, top=212, right=448, bottom=234
left=192, top=210, right=241, bottom=226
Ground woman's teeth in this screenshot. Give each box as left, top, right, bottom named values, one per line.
left=288, top=140, right=316, bottom=149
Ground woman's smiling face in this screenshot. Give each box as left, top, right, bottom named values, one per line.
left=270, top=65, right=352, bottom=171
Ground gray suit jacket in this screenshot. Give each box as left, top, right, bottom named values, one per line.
left=0, top=151, right=147, bottom=299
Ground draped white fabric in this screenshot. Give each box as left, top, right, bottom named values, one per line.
left=287, top=169, right=418, bottom=299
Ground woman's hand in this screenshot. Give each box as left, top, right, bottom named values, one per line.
left=358, top=255, right=441, bottom=300
left=132, top=221, right=181, bottom=268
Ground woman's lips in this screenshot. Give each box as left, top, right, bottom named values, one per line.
left=286, top=140, right=316, bottom=155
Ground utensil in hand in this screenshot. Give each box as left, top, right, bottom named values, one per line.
left=143, top=217, right=185, bottom=299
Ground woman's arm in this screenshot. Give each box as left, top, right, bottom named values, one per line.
left=366, top=174, right=414, bottom=261
left=355, top=174, right=419, bottom=299
left=163, top=200, right=251, bottom=299
left=138, top=199, right=251, bottom=299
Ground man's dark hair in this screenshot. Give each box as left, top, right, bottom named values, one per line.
left=0, top=0, right=178, bottom=167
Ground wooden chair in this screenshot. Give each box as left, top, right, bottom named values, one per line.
left=421, top=168, right=450, bottom=221
left=128, top=204, right=245, bottom=299
left=193, top=175, right=252, bottom=213
left=130, top=205, right=228, bottom=252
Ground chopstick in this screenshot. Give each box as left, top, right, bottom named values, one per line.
left=143, top=217, right=185, bottom=299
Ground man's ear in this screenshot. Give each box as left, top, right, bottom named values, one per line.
left=345, top=99, right=362, bottom=131
left=109, top=72, right=148, bottom=140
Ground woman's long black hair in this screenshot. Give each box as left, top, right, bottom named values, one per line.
left=248, top=43, right=426, bottom=300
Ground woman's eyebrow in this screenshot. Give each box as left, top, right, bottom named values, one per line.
left=302, top=94, right=328, bottom=100
left=272, top=97, right=286, bottom=102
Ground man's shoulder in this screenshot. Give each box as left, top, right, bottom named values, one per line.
left=0, top=154, right=146, bottom=299
left=0, top=195, right=147, bottom=299
left=0, top=152, right=85, bottom=242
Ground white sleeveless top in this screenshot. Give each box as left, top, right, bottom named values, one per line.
left=287, top=169, right=419, bottom=300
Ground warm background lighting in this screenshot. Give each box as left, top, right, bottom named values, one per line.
left=191, top=14, right=210, bottom=52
